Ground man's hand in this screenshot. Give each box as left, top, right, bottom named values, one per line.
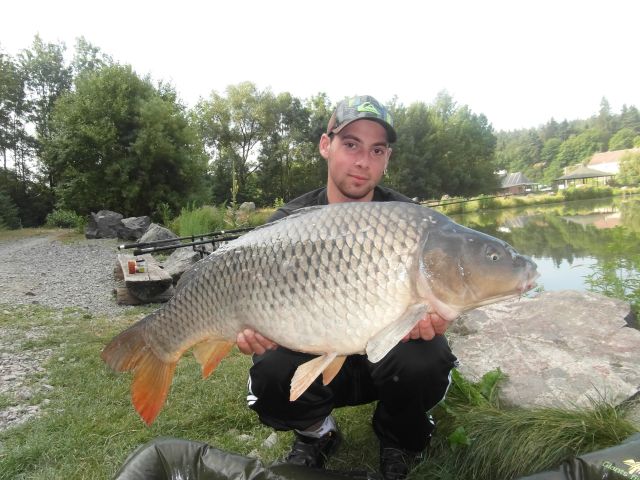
left=402, top=313, right=450, bottom=342
left=237, top=329, right=278, bottom=355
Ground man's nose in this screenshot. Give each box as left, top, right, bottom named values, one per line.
left=353, top=151, right=370, bottom=167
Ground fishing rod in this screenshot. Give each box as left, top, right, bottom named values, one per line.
left=117, top=226, right=255, bottom=251
left=118, top=227, right=255, bottom=257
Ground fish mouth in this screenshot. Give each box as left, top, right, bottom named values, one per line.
left=520, top=269, right=540, bottom=295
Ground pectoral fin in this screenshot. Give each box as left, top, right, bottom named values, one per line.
left=192, top=338, right=234, bottom=378
left=366, top=304, right=428, bottom=363
left=290, top=353, right=337, bottom=401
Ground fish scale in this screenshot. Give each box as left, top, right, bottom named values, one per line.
left=102, top=201, right=538, bottom=425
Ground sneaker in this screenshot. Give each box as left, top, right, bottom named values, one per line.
left=379, top=442, right=422, bottom=480
left=284, top=428, right=342, bottom=469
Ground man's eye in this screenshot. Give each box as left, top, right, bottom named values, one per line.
left=345, top=142, right=357, bottom=149
left=373, top=148, right=386, bottom=156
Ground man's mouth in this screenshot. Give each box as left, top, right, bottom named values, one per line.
left=350, top=174, right=368, bottom=182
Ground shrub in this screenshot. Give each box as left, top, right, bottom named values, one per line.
left=45, top=209, right=85, bottom=230
left=0, top=189, right=20, bottom=229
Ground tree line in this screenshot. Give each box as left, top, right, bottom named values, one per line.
left=495, top=99, right=640, bottom=186
left=1, top=36, right=638, bottom=228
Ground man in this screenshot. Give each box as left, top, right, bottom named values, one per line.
left=236, top=95, right=458, bottom=480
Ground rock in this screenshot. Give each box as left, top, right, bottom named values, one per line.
left=85, top=210, right=123, bottom=239
left=238, top=202, right=256, bottom=213
left=162, top=248, right=203, bottom=284
left=138, top=224, right=180, bottom=249
left=118, top=216, right=151, bottom=241
left=262, top=432, right=278, bottom=448
left=450, top=290, right=640, bottom=410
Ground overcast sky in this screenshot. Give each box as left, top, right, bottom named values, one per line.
left=3, top=0, right=639, bottom=131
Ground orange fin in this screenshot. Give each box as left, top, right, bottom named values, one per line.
left=101, top=317, right=177, bottom=425
left=290, top=353, right=337, bottom=401
left=322, top=356, right=346, bottom=386
left=192, top=338, right=234, bottom=378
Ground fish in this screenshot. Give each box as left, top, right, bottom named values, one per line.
left=101, top=201, right=538, bottom=425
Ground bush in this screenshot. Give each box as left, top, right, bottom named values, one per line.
left=562, top=186, right=613, bottom=201
left=45, top=209, right=85, bottom=230
left=0, top=189, right=20, bottom=229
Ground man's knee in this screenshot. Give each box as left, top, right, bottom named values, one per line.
left=371, top=336, right=457, bottom=385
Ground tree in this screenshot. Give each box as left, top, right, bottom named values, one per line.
left=71, top=36, right=112, bottom=77
left=44, top=64, right=208, bottom=216
left=608, top=128, right=636, bottom=150
left=0, top=50, right=26, bottom=171
left=18, top=35, right=72, bottom=188
left=618, top=151, right=640, bottom=186
left=388, top=92, right=498, bottom=199
left=194, top=82, right=280, bottom=205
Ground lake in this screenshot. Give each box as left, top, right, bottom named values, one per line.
left=450, top=194, right=640, bottom=302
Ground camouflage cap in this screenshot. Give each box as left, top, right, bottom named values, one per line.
left=327, top=95, right=397, bottom=143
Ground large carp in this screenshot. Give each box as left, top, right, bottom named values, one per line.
left=102, top=201, right=538, bottom=425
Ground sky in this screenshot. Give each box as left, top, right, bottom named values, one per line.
left=2, top=0, right=639, bottom=131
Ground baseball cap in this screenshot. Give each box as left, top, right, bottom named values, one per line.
left=327, top=95, right=397, bottom=143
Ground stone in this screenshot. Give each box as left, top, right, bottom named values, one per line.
left=85, top=210, right=124, bottom=239
left=161, top=248, right=203, bottom=284
left=238, top=202, right=256, bottom=213
left=450, top=290, right=640, bottom=410
left=138, top=224, right=180, bottom=249
left=118, top=216, right=151, bottom=241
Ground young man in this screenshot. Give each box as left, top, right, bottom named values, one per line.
left=236, top=95, right=458, bottom=480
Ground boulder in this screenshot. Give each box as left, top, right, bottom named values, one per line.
left=449, top=290, right=640, bottom=410
left=162, top=248, right=203, bottom=284
left=118, top=216, right=151, bottom=241
left=85, top=210, right=123, bottom=239
left=238, top=202, right=256, bottom=213
left=138, top=224, right=180, bottom=246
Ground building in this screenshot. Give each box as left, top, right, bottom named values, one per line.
left=499, top=172, right=537, bottom=195
left=556, top=165, right=614, bottom=188
left=587, top=147, right=640, bottom=174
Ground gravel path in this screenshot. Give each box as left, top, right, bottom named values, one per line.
left=0, top=232, right=126, bottom=316
left=0, top=232, right=131, bottom=431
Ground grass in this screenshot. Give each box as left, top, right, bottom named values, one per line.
left=0, top=304, right=637, bottom=480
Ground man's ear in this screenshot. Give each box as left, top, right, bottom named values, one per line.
left=385, top=147, right=392, bottom=170
left=319, top=133, right=331, bottom=159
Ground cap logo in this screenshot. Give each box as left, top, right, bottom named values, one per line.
left=356, top=102, right=380, bottom=115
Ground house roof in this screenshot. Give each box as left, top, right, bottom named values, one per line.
left=588, top=147, right=640, bottom=166
left=500, top=172, right=535, bottom=188
left=556, top=166, right=613, bottom=180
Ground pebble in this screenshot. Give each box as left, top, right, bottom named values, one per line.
left=0, top=233, right=133, bottom=431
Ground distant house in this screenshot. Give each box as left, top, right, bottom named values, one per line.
left=499, top=172, right=537, bottom=195
left=587, top=147, right=640, bottom=174
left=556, top=165, right=614, bottom=188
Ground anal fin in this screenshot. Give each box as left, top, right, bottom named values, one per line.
left=290, top=353, right=337, bottom=401
left=322, top=356, right=346, bottom=386
left=192, top=338, right=234, bottom=378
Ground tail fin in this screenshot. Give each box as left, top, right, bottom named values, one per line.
left=101, top=319, right=176, bottom=425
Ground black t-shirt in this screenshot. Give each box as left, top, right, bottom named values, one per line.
left=268, top=186, right=417, bottom=223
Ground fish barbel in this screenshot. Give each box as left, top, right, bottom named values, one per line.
left=102, top=201, right=538, bottom=425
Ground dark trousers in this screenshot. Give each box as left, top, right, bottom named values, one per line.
left=247, top=336, right=457, bottom=452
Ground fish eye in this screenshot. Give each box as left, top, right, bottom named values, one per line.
left=485, top=247, right=501, bottom=262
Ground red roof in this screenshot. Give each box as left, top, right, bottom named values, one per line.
left=588, top=148, right=640, bottom=166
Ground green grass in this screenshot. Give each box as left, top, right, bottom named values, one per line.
left=0, top=305, right=637, bottom=480
left=169, top=203, right=273, bottom=237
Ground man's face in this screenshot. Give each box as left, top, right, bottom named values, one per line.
left=320, top=119, right=392, bottom=203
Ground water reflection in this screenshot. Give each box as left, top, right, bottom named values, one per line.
left=451, top=195, right=640, bottom=303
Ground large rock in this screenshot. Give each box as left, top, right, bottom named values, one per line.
left=450, top=290, right=640, bottom=410
left=85, top=210, right=123, bottom=239
left=162, top=248, right=203, bottom=284
left=138, top=224, right=180, bottom=251
left=119, top=216, right=151, bottom=241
